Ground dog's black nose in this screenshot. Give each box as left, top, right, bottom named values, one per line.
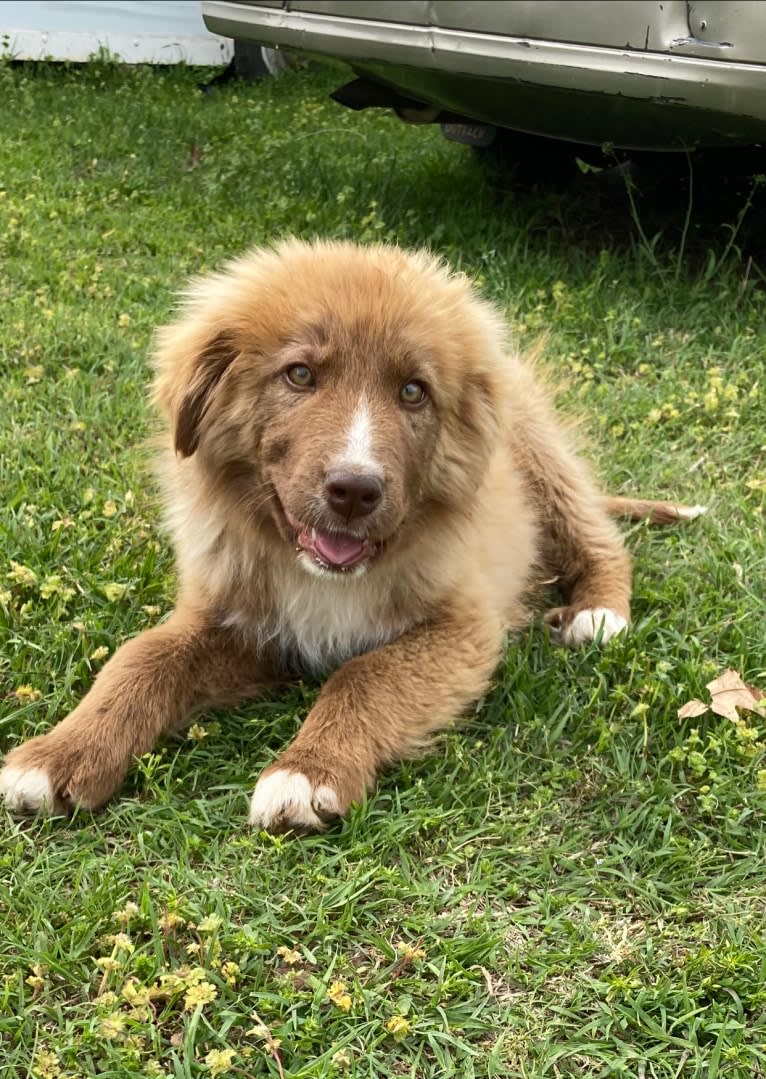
left=324, top=470, right=383, bottom=521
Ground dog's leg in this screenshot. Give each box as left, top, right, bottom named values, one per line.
left=544, top=495, right=705, bottom=644
left=249, top=607, right=503, bottom=833
left=541, top=484, right=633, bottom=649
left=0, top=609, right=271, bottom=815
left=510, top=382, right=633, bottom=648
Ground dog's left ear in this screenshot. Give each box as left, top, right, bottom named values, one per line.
left=433, top=371, right=501, bottom=507
left=153, top=327, right=239, bottom=457
left=458, top=372, right=500, bottom=449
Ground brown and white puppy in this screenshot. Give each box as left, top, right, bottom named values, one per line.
left=0, top=240, right=704, bottom=831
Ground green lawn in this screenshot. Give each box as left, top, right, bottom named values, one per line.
left=1, top=59, right=765, bottom=1078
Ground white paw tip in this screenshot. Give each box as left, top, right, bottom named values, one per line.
left=313, top=784, right=340, bottom=817
left=564, top=607, right=628, bottom=648
left=676, top=503, right=707, bottom=520
left=0, top=765, right=53, bottom=814
left=249, top=769, right=338, bottom=832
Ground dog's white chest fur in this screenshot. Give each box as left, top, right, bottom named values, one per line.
left=276, top=572, right=408, bottom=672
left=229, top=566, right=411, bottom=673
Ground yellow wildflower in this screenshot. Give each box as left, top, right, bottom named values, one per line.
left=187, top=722, right=208, bottom=742
left=102, top=582, right=127, bottom=602
left=102, top=500, right=118, bottom=518
left=114, top=901, right=140, bottom=925
left=39, top=575, right=75, bottom=601
left=183, top=980, right=217, bottom=1010
left=90, top=646, right=109, bottom=662
left=221, top=961, right=240, bottom=988
left=276, top=945, right=301, bottom=965
left=107, top=932, right=135, bottom=953
left=32, top=1048, right=61, bottom=1079
left=99, top=1012, right=126, bottom=1039
left=122, top=979, right=151, bottom=1007
left=153, top=972, right=183, bottom=997
left=327, top=980, right=352, bottom=1011
left=158, top=910, right=185, bottom=932
left=181, top=965, right=207, bottom=985
left=14, top=685, right=42, bottom=702
left=204, top=1048, right=236, bottom=1076
left=385, top=1015, right=412, bottom=1041
left=26, top=963, right=46, bottom=992
left=395, top=940, right=426, bottom=961
left=7, top=561, right=37, bottom=587
left=95, top=957, right=122, bottom=973
left=332, top=1048, right=352, bottom=1069
left=197, top=914, right=223, bottom=933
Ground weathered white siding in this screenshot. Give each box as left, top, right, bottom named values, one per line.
left=0, top=1, right=233, bottom=63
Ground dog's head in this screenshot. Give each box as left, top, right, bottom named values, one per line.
left=153, top=240, right=508, bottom=578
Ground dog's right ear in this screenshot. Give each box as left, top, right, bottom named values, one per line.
left=172, top=332, right=239, bottom=457
left=153, top=326, right=239, bottom=457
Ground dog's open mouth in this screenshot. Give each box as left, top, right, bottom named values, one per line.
left=283, top=509, right=378, bottom=573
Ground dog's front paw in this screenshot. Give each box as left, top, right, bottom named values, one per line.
left=546, top=605, right=628, bottom=648
left=249, top=768, right=345, bottom=834
left=0, top=759, right=56, bottom=815
left=1, top=727, right=122, bottom=817
left=0, top=736, right=71, bottom=816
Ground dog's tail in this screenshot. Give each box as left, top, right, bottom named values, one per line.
left=603, top=496, right=707, bottom=526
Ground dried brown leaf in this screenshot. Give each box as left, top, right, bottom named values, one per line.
left=677, top=698, right=708, bottom=720
left=677, top=669, right=765, bottom=723
left=705, top=668, right=765, bottom=723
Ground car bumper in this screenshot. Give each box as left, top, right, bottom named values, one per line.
left=203, top=1, right=766, bottom=148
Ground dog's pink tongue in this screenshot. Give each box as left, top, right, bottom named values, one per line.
left=312, top=529, right=366, bottom=567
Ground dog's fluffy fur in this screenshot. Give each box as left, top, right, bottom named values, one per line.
left=0, top=240, right=703, bottom=831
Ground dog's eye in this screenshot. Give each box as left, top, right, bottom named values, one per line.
left=285, top=364, right=315, bottom=389
left=400, top=380, right=428, bottom=407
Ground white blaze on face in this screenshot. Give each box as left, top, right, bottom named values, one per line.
left=337, top=395, right=380, bottom=473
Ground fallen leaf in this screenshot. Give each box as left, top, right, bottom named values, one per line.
left=677, top=699, right=708, bottom=720
left=706, top=668, right=765, bottom=723
left=677, top=669, right=765, bottom=723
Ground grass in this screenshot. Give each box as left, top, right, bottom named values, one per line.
left=0, top=57, right=765, bottom=1078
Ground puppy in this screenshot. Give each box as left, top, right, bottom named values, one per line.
left=0, top=240, right=703, bottom=831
